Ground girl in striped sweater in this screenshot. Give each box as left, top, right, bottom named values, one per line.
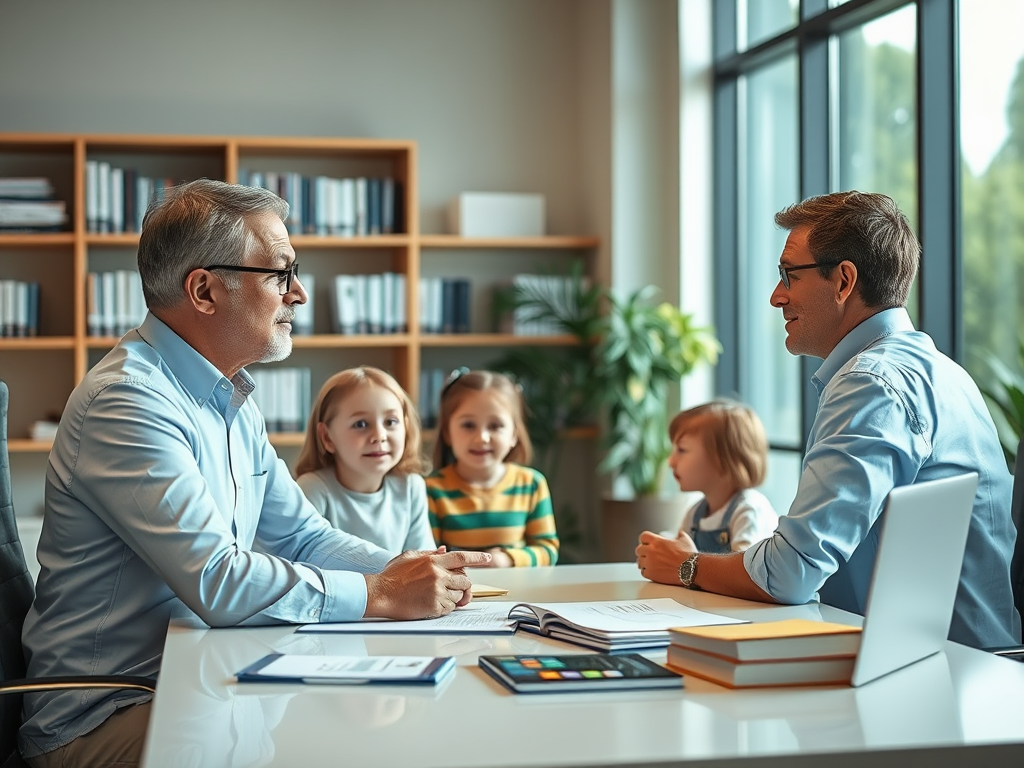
left=426, top=369, right=559, bottom=567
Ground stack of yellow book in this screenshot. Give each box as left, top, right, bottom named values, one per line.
left=666, top=618, right=862, bottom=688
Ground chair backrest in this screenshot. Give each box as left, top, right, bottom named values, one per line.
left=0, top=381, right=36, bottom=765
left=1011, top=434, right=1024, bottom=622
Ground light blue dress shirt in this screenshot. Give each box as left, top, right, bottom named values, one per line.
left=20, top=313, right=394, bottom=758
left=744, top=308, right=1020, bottom=649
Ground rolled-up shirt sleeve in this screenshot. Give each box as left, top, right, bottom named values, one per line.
left=744, top=368, right=928, bottom=604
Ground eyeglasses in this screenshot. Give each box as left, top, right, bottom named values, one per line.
left=777, top=261, right=841, bottom=290
left=206, top=263, right=300, bottom=295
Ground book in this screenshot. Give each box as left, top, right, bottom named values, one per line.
left=507, top=598, right=747, bottom=652
left=236, top=653, right=456, bottom=686
left=479, top=653, right=682, bottom=694
left=470, top=583, right=509, bottom=598
left=666, top=644, right=856, bottom=688
left=668, top=618, right=862, bottom=662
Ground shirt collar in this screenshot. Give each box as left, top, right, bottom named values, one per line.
left=812, top=307, right=915, bottom=390
left=136, top=312, right=251, bottom=407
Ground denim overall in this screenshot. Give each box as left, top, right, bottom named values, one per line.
left=690, top=493, right=742, bottom=554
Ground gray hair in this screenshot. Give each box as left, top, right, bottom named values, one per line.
left=774, top=191, right=919, bottom=309
left=137, top=179, right=290, bottom=309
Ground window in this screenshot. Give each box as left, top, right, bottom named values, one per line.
left=959, top=0, right=1024, bottom=449
left=711, top=0, right=962, bottom=514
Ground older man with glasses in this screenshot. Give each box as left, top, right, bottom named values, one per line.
left=637, top=190, right=1020, bottom=652
left=19, top=180, right=490, bottom=768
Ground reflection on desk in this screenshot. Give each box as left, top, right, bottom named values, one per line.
left=142, top=563, right=1024, bottom=768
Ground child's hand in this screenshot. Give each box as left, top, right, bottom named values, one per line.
left=484, top=548, right=514, bottom=568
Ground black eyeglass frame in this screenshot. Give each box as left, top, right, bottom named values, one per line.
left=777, top=260, right=842, bottom=290
left=206, top=263, right=300, bottom=295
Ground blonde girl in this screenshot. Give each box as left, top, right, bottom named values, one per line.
left=668, top=399, right=778, bottom=553
left=425, top=369, right=558, bottom=567
left=295, top=366, right=434, bottom=552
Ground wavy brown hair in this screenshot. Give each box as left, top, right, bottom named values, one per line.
left=432, top=369, right=532, bottom=469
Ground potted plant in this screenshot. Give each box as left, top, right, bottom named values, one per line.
left=489, top=263, right=720, bottom=561
left=979, top=341, right=1024, bottom=469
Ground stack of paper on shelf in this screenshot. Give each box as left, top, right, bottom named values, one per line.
left=666, top=618, right=862, bottom=688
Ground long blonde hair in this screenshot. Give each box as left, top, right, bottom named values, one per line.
left=295, top=366, right=427, bottom=477
left=432, top=369, right=532, bottom=469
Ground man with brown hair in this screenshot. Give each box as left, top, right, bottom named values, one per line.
left=638, top=191, right=1020, bottom=650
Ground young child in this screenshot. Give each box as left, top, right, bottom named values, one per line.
left=668, top=400, right=778, bottom=553
left=426, top=369, right=559, bottom=567
left=295, top=366, right=435, bottom=553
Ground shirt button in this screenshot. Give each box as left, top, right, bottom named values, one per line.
left=310, top=608, right=320, bottom=619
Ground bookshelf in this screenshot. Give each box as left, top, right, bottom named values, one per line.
left=0, top=132, right=599, bottom=457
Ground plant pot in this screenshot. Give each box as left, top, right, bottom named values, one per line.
left=600, top=496, right=685, bottom=563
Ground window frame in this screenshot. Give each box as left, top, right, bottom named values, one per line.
left=711, top=0, right=960, bottom=452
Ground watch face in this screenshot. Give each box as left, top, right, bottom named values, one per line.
left=679, top=556, right=697, bottom=586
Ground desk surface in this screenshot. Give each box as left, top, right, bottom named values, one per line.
left=142, top=563, right=1024, bottom=768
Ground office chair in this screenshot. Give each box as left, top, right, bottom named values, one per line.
left=1011, top=433, right=1024, bottom=624
left=989, top=432, right=1024, bottom=661
left=0, top=381, right=156, bottom=768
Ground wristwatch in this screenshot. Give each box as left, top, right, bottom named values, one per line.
left=678, top=553, right=700, bottom=589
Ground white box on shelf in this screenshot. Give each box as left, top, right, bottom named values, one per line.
left=447, top=192, right=545, bottom=237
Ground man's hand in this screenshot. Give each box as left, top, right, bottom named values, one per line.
left=364, top=550, right=492, bottom=620
left=635, top=530, right=695, bottom=585
left=481, top=548, right=515, bottom=568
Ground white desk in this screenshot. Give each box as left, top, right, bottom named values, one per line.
left=142, top=563, right=1024, bottom=767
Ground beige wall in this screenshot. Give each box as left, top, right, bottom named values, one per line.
left=1, top=0, right=689, bottom=560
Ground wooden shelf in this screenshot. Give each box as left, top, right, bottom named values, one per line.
left=268, top=432, right=305, bottom=448
left=0, top=131, right=601, bottom=457
left=8, top=439, right=54, bottom=453
left=291, top=334, right=412, bottom=349
left=0, top=337, right=75, bottom=351
left=419, top=235, right=599, bottom=249
left=290, top=234, right=411, bottom=248
left=419, top=333, right=581, bottom=347
left=0, top=233, right=75, bottom=247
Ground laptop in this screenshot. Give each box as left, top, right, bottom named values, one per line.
left=850, top=472, right=978, bottom=686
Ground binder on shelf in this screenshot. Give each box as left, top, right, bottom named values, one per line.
left=367, top=177, right=382, bottom=235
left=101, top=272, right=116, bottom=337
left=367, top=273, right=384, bottom=334
left=354, top=274, right=369, bottom=334
left=454, top=278, right=471, bottom=333
left=333, top=275, right=359, bottom=335
left=395, top=274, right=407, bottom=333
left=441, top=279, right=458, bottom=334
left=26, top=282, right=39, bottom=337
left=97, top=161, right=111, bottom=234
left=292, top=274, right=315, bottom=336
left=110, top=167, right=124, bottom=235
left=354, top=178, right=368, bottom=236
left=85, top=160, right=99, bottom=233
left=382, top=272, right=396, bottom=334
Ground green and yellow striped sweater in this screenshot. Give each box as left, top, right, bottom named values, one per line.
left=425, top=464, right=559, bottom=567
